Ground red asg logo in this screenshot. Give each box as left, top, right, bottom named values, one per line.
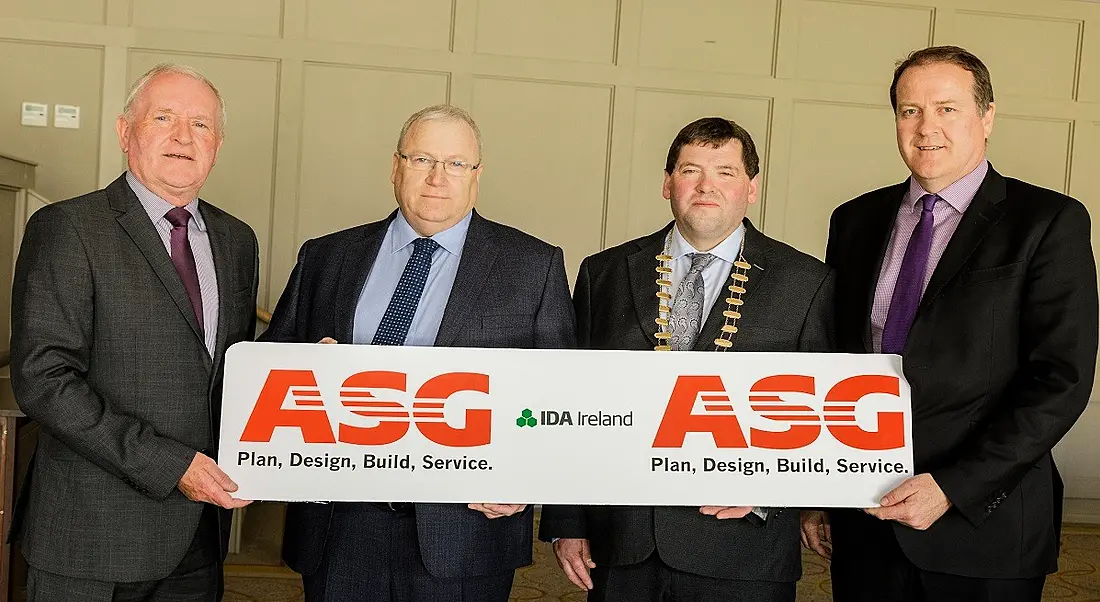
left=652, top=374, right=904, bottom=451
left=240, top=370, right=492, bottom=447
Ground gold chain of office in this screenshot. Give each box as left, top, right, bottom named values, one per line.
left=653, top=231, right=752, bottom=351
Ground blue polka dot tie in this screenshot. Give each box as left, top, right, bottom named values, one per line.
left=372, top=237, right=440, bottom=346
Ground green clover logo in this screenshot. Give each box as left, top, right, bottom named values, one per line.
left=516, top=408, right=537, bottom=427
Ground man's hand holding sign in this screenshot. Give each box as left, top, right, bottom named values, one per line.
left=866, top=472, right=952, bottom=530
left=178, top=452, right=251, bottom=509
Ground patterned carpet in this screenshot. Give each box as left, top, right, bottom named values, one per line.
left=222, top=504, right=1100, bottom=601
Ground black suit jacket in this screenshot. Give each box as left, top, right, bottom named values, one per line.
left=826, top=165, right=1098, bottom=578
left=261, top=209, right=576, bottom=579
left=10, top=174, right=259, bottom=581
left=539, top=220, right=835, bottom=582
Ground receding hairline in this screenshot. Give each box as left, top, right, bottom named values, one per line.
left=122, top=62, right=227, bottom=135
left=396, top=105, right=483, bottom=162
left=889, top=46, right=994, bottom=116
left=893, top=61, right=987, bottom=112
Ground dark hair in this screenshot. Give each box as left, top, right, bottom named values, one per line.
left=890, top=45, right=994, bottom=115
left=664, top=117, right=760, bottom=178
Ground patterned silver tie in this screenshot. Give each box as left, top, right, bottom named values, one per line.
left=670, top=253, right=717, bottom=351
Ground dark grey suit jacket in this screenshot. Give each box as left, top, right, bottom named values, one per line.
left=261, top=208, right=576, bottom=579
left=539, top=219, right=835, bottom=583
left=9, top=174, right=259, bottom=582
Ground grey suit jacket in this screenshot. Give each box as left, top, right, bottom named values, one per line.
left=539, top=219, right=835, bottom=582
left=261, top=208, right=576, bottom=579
left=9, top=174, right=259, bottom=582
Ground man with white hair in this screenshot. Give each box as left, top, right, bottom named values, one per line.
left=10, top=62, right=259, bottom=601
left=262, top=104, right=575, bottom=601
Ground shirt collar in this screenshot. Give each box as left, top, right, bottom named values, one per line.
left=126, top=171, right=206, bottom=232
left=904, top=159, right=988, bottom=214
left=389, top=209, right=472, bottom=257
left=670, top=222, right=745, bottom=264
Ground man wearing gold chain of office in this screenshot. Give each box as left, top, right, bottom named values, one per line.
left=539, top=117, right=836, bottom=602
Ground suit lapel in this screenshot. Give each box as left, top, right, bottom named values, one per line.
left=435, top=210, right=497, bottom=347
left=332, top=213, right=393, bottom=344
left=204, top=203, right=234, bottom=374
left=694, top=219, right=773, bottom=351
left=109, top=176, right=208, bottom=366
left=627, top=225, right=673, bottom=349
left=916, top=167, right=1007, bottom=318
left=856, top=183, right=907, bottom=352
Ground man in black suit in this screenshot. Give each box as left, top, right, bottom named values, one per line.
left=261, top=104, right=575, bottom=602
left=804, top=46, right=1098, bottom=601
left=11, top=63, right=258, bottom=601
left=539, top=117, right=834, bottom=602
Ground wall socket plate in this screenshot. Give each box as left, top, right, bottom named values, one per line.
left=55, top=104, right=80, bottom=129
left=21, top=102, right=48, bottom=127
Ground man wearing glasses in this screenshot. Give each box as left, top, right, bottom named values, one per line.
left=261, top=104, right=575, bottom=602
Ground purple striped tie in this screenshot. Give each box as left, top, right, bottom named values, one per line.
left=165, top=207, right=204, bottom=333
left=881, top=193, right=939, bottom=354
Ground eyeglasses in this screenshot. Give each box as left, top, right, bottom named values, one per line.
left=396, top=152, right=480, bottom=177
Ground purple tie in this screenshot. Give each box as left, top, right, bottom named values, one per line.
left=881, top=193, right=939, bottom=354
left=165, top=207, right=203, bottom=333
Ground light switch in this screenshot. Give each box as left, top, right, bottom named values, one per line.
left=21, top=102, right=48, bottom=127
left=55, top=104, right=80, bottom=129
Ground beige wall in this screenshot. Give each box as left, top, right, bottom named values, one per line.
left=0, top=187, right=14, bottom=358
left=2, top=0, right=1100, bottom=513
left=0, top=40, right=102, bottom=202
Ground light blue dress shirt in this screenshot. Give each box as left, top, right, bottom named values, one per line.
left=669, top=222, right=746, bottom=320
left=670, top=221, right=767, bottom=519
left=352, top=210, right=472, bottom=346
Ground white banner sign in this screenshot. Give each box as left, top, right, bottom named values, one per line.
left=220, top=342, right=913, bottom=507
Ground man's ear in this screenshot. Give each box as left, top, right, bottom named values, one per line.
left=747, top=174, right=760, bottom=205
left=982, top=101, right=996, bottom=140
left=116, top=115, right=131, bottom=152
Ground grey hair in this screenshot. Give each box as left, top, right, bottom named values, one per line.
left=123, top=62, right=227, bottom=135
left=396, top=104, right=482, bottom=161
